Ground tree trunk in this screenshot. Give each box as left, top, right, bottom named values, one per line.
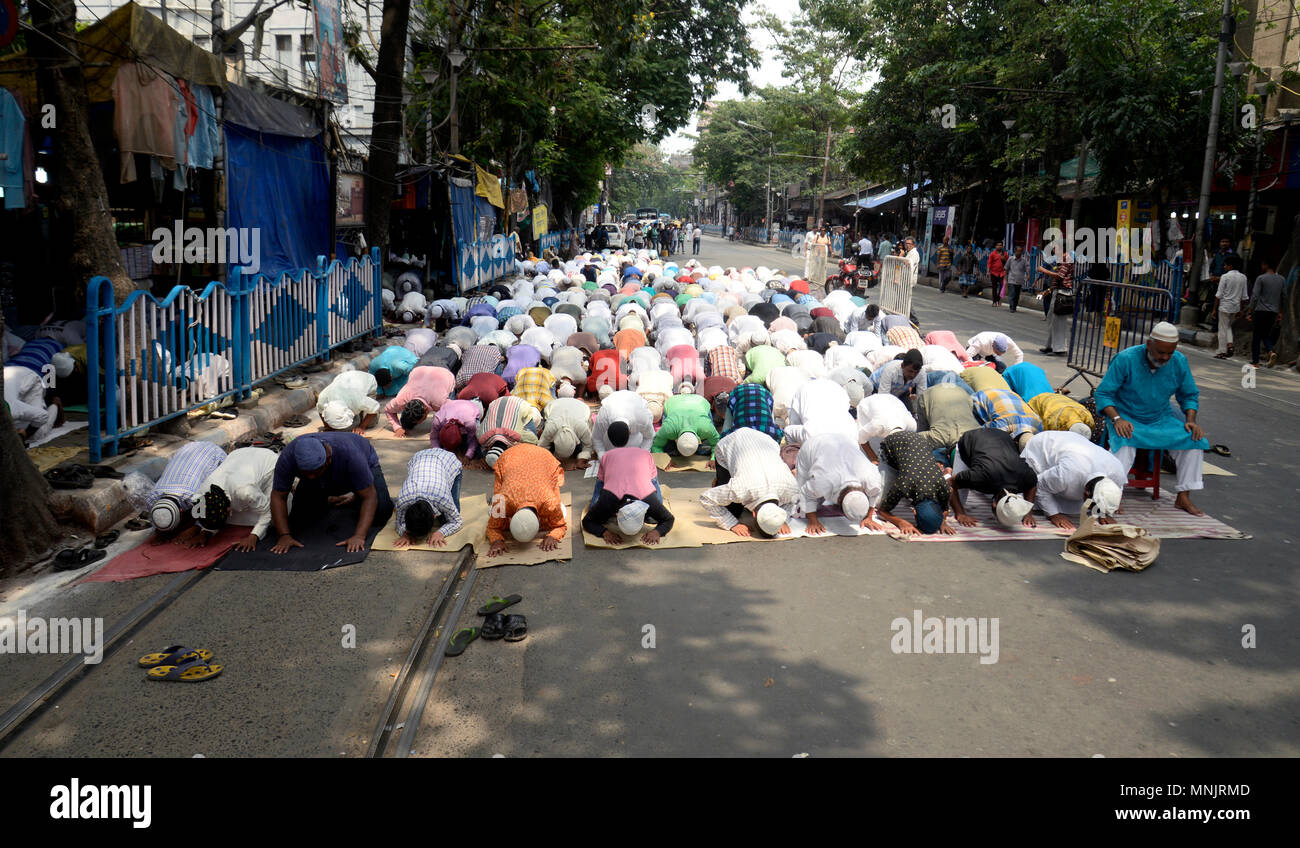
left=1068, top=137, right=1089, bottom=226
left=364, top=0, right=412, bottom=260
left=1274, top=212, right=1300, bottom=364
left=0, top=309, right=61, bottom=574
left=30, top=0, right=134, bottom=303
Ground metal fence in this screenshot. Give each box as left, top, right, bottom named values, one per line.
left=85, top=248, right=382, bottom=461
left=456, top=233, right=519, bottom=294
left=1061, top=278, right=1174, bottom=392
left=538, top=229, right=576, bottom=256
left=878, top=255, right=917, bottom=318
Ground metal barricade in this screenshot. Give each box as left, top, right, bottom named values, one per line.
left=86, top=248, right=383, bottom=461
left=1062, top=278, right=1173, bottom=392
left=878, top=255, right=917, bottom=317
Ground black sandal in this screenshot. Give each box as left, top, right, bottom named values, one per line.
left=53, top=547, right=106, bottom=572
left=1208, top=444, right=1231, bottom=457
left=480, top=613, right=507, bottom=640
left=88, top=465, right=125, bottom=479
left=502, top=614, right=528, bottom=643
left=94, top=530, right=120, bottom=549
left=45, top=465, right=94, bottom=490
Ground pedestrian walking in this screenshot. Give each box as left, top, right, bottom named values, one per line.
left=692, top=224, right=702, bottom=254
left=935, top=236, right=953, bottom=293
left=1005, top=245, right=1029, bottom=313
left=1245, top=258, right=1285, bottom=367
left=1209, top=255, right=1247, bottom=359
left=956, top=239, right=977, bottom=298
left=988, top=241, right=1008, bottom=307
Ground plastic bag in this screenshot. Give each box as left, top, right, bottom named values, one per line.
left=123, top=472, right=156, bottom=512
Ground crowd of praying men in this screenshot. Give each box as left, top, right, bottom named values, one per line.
left=129, top=247, right=1213, bottom=556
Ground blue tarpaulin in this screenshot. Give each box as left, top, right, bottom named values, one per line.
left=225, top=124, right=330, bottom=280
left=449, top=177, right=496, bottom=245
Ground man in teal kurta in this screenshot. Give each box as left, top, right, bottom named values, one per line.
left=651, top=391, right=720, bottom=455
left=1094, top=323, right=1210, bottom=515
left=369, top=345, right=420, bottom=398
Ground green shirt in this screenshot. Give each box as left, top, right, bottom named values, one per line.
left=652, top=394, right=720, bottom=452
left=744, top=345, right=786, bottom=386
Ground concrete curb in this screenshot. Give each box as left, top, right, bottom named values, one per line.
left=49, top=347, right=385, bottom=533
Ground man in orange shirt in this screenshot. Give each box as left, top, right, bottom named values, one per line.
left=486, top=443, right=567, bottom=557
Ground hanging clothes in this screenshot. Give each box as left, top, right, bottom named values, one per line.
left=0, top=87, right=34, bottom=210
left=112, top=62, right=178, bottom=183
left=187, top=84, right=219, bottom=170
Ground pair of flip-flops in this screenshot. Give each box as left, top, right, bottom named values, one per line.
left=138, top=645, right=223, bottom=682
left=446, top=595, right=527, bottom=657
left=53, top=546, right=106, bottom=571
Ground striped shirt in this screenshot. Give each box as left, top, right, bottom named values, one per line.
left=707, top=346, right=745, bottom=383
left=700, top=428, right=800, bottom=530
left=477, top=396, right=541, bottom=448
left=395, top=448, right=464, bottom=539
left=148, top=441, right=227, bottom=509
left=454, top=345, right=503, bottom=390
left=971, top=389, right=1043, bottom=439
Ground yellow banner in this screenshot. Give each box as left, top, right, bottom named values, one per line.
left=475, top=164, right=504, bottom=209
left=1103, top=316, right=1122, bottom=349
left=532, top=205, right=548, bottom=239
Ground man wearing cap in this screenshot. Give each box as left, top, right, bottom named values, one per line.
left=875, top=431, right=957, bottom=536
left=430, top=398, right=483, bottom=457
left=368, top=345, right=420, bottom=398
left=1095, top=322, right=1211, bottom=515
left=652, top=391, right=719, bottom=456
left=947, top=428, right=1039, bottom=528
left=269, top=432, right=393, bottom=554
left=392, top=448, right=464, bottom=548
left=146, top=441, right=228, bottom=536
left=538, top=396, right=595, bottom=464
left=582, top=424, right=674, bottom=546
left=477, top=395, right=542, bottom=467
left=179, top=447, right=280, bottom=552
left=1020, top=430, right=1128, bottom=530
left=3, top=337, right=71, bottom=443
left=486, top=443, right=567, bottom=557
left=966, top=332, right=1024, bottom=368
left=701, top=427, right=800, bottom=538
left=382, top=365, right=455, bottom=437
left=795, top=431, right=885, bottom=535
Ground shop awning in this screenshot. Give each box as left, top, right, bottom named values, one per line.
left=844, top=180, right=932, bottom=209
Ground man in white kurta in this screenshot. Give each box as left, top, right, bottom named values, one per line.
left=592, top=390, right=656, bottom=456
left=184, top=447, right=281, bottom=552
left=856, top=393, right=918, bottom=461
left=316, top=369, right=381, bottom=432
left=795, top=432, right=884, bottom=535
left=631, top=367, right=675, bottom=422
left=966, top=332, right=1024, bottom=367
left=1020, top=430, right=1129, bottom=530
left=765, top=365, right=811, bottom=429
left=537, top=396, right=595, bottom=462
left=783, top=379, right=857, bottom=445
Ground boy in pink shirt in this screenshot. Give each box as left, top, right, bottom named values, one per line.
left=581, top=421, right=675, bottom=545
left=385, top=366, right=456, bottom=436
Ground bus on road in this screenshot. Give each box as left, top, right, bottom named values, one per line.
left=635, top=207, right=659, bottom=222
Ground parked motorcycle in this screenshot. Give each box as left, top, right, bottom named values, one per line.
left=828, top=257, right=870, bottom=295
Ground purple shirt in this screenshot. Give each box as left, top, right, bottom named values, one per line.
left=501, top=344, right=542, bottom=387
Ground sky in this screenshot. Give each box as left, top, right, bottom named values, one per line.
left=661, top=0, right=803, bottom=155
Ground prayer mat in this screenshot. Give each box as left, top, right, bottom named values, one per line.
left=82, top=525, right=255, bottom=582
left=885, top=491, right=1071, bottom=543
left=581, top=487, right=700, bottom=550
left=1113, top=490, right=1250, bottom=540
left=26, top=445, right=85, bottom=472
left=658, top=485, right=893, bottom=545
left=1202, top=461, right=1236, bottom=477
left=27, top=420, right=88, bottom=448
left=652, top=452, right=714, bottom=473
left=372, top=492, right=491, bottom=552
left=469, top=493, right=574, bottom=567
left=215, top=509, right=389, bottom=572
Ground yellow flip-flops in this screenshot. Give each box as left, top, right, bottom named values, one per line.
left=138, top=646, right=213, bottom=668
left=146, top=659, right=223, bottom=682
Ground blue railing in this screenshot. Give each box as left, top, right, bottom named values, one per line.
left=456, top=233, right=519, bottom=294
left=85, top=248, right=382, bottom=461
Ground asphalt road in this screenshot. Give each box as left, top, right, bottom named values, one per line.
left=2, top=232, right=1296, bottom=757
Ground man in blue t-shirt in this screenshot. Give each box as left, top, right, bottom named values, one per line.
left=269, top=432, right=393, bottom=553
